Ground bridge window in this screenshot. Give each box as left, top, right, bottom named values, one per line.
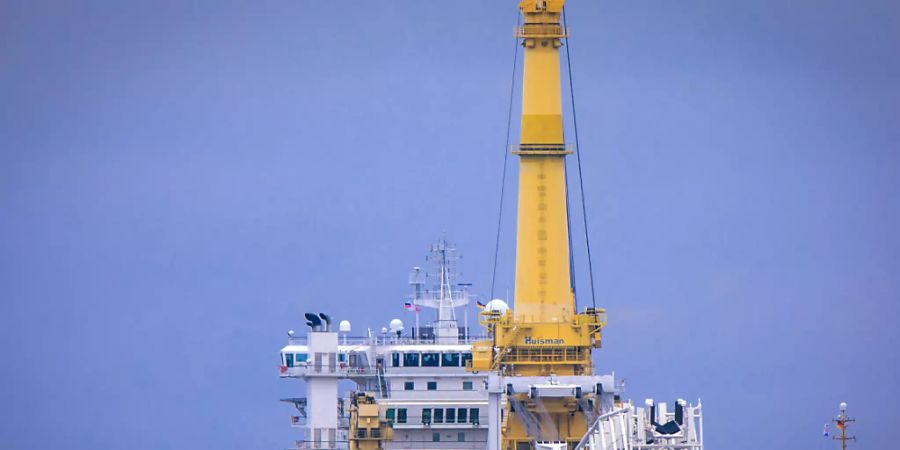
left=385, top=408, right=395, bottom=426
left=296, top=353, right=308, bottom=363
left=461, top=352, right=472, bottom=367
left=469, top=408, right=479, bottom=424
left=446, top=408, right=456, bottom=423
left=403, top=352, right=420, bottom=367
left=284, top=353, right=294, bottom=368
left=422, top=408, right=432, bottom=425
left=391, top=352, right=400, bottom=367
left=422, top=352, right=440, bottom=367
left=457, top=408, right=467, bottom=423
left=434, top=408, right=444, bottom=424
left=397, top=408, right=407, bottom=424
left=441, top=352, right=460, bottom=367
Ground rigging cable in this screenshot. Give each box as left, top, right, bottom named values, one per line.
left=489, top=14, right=522, bottom=301
left=563, top=7, right=598, bottom=309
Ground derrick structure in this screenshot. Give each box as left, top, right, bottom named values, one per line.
left=470, top=1, right=609, bottom=449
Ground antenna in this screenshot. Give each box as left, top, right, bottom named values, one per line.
left=832, top=401, right=856, bottom=450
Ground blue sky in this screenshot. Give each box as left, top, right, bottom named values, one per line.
left=1, top=1, right=898, bottom=449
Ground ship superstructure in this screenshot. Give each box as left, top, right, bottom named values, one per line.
left=278, top=2, right=704, bottom=450
left=280, top=240, right=491, bottom=450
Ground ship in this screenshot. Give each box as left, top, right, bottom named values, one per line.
left=278, top=2, right=704, bottom=450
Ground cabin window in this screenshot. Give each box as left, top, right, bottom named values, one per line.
left=462, top=381, right=473, bottom=391
left=441, top=352, right=460, bottom=367
left=296, top=353, right=308, bottom=363
left=421, top=352, right=440, bottom=367
left=404, top=381, right=414, bottom=391
left=427, top=381, right=437, bottom=391
left=422, top=408, right=432, bottom=425
left=385, top=408, right=395, bottom=425
left=403, top=352, right=420, bottom=367
left=458, top=432, right=466, bottom=442
left=285, top=353, right=294, bottom=367
left=457, top=408, right=468, bottom=423
left=461, top=352, right=473, bottom=367
left=338, top=353, right=346, bottom=362
left=397, top=408, right=407, bottom=424
left=432, top=432, right=440, bottom=442
left=391, top=352, right=400, bottom=367
left=446, top=408, right=456, bottom=423
left=469, top=408, right=479, bottom=424
left=434, top=408, right=444, bottom=424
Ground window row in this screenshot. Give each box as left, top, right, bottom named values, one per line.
left=402, top=381, right=475, bottom=391
left=384, top=407, right=480, bottom=426
left=391, top=352, right=473, bottom=368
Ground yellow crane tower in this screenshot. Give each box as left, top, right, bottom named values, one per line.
left=470, top=1, right=610, bottom=449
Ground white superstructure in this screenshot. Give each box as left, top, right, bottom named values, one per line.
left=277, top=240, right=703, bottom=450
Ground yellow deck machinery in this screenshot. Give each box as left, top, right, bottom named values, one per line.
left=469, top=1, right=614, bottom=449
left=348, top=392, right=394, bottom=450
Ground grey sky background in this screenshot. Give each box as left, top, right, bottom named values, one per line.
left=1, top=1, right=898, bottom=449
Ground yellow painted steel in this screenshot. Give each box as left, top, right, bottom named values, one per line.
left=467, top=2, right=609, bottom=449
left=514, top=0, right=573, bottom=324
left=348, top=392, right=393, bottom=450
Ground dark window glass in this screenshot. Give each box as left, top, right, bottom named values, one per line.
left=462, top=381, right=473, bottom=391
left=432, top=432, right=440, bottom=442
left=441, top=352, right=460, bottom=367
left=397, top=408, right=407, bottom=424
left=446, top=408, right=456, bottom=423
left=422, top=408, right=432, bottom=424
left=385, top=408, right=395, bottom=423
left=285, top=353, right=294, bottom=368
left=469, top=408, right=479, bottom=424
left=458, top=432, right=465, bottom=442
left=421, top=352, right=440, bottom=367
left=391, top=353, right=400, bottom=367
left=403, top=353, right=420, bottom=367
left=427, top=381, right=437, bottom=391
left=296, top=353, right=308, bottom=362
left=458, top=408, right=468, bottom=423
left=461, top=352, right=473, bottom=367
left=404, top=381, right=414, bottom=391
left=434, top=408, right=444, bottom=424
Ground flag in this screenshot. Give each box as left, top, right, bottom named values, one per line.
left=404, top=301, right=413, bottom=310
left=476, top=300, right=486, bottom=309
left=823, top=424, right=829, bottom=437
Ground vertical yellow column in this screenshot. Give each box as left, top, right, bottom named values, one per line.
left=513, top=0, right=574, bottom=323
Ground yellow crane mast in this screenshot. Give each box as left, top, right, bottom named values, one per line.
left=470, top=1, right=609, bottom=449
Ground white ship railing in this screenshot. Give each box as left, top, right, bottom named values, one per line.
left=287, top=335, right=487, bottom=346
left=574, top=401, right=703, bottom=450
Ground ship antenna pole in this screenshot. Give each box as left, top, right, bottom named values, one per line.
left=832, top=402, right=856, bottom=450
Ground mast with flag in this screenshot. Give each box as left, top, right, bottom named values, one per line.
left=832, top=402, right=856, bottom=450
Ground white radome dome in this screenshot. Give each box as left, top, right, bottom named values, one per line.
left=389, top=318, right=404, bottom=333
left=485, top=299, right=510, bottom=314
left=338, top=320, right=351, bottom=333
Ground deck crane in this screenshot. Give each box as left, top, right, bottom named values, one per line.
left=470, top=1, right=610, bottom=449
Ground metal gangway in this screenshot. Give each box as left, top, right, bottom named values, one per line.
left=574, top=400, right=703, bottom=450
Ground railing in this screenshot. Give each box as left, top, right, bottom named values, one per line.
left=515, top=24, right=568, bottom=38
left=287, top=335, right=488, bottom=346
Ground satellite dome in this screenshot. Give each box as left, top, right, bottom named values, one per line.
left=389, top=318, right=404, bottom=333
left=338, top=320, right=351, bottom=333
left=485, top=299, right=510, bottom=314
